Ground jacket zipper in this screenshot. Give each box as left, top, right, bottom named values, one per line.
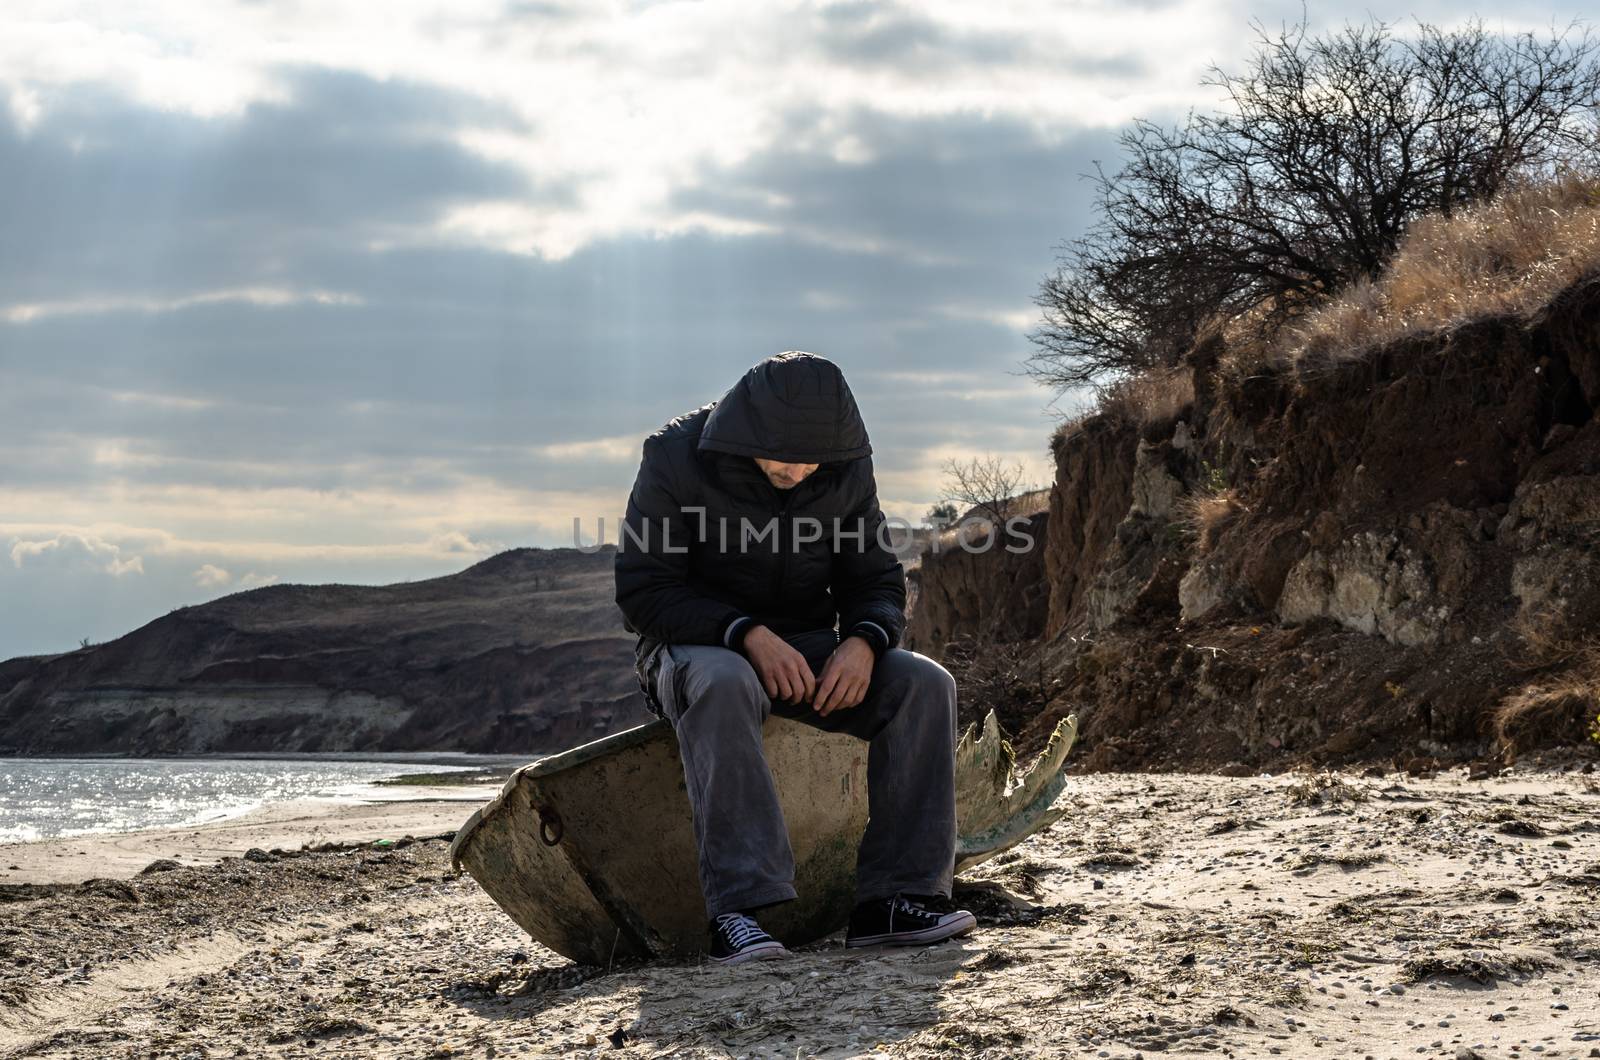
left=769, top=480, right=791, bottom=605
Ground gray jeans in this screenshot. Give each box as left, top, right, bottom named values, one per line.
left=651, top=626, right=959, bottom=918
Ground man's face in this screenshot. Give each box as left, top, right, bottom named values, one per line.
left=753, top=458, right=819, bottom=490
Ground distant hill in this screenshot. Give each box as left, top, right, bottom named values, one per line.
left=0, top=547, right=648, bottom=756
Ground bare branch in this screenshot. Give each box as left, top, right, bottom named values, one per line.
left=1026, top=13, right=1600, bottom=392
left=939, top=456, right=1036, bottom=529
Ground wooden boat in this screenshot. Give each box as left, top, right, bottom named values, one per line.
left=449, top=709, right=1077, bottom=964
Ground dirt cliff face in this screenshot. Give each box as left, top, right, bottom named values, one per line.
left=925, top=273, right=1600, bottom=771
left=904, top=511, right=1051, bottom=658
left=0, top=548, right=649, bottom=756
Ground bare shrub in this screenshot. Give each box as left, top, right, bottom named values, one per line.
left=939, top=455, right=1039, bottom=529
left=1027, top=14, right=1600, bottom=391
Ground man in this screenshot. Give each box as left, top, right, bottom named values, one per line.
left=614, top=350, right=975, bottom=965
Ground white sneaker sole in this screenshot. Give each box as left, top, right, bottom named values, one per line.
left=845, top=910, right=977, bottom=948
left=709, top=940, right=790, bottom=965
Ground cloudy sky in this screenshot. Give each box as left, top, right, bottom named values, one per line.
left=0, top=1, right=1583, bottom=658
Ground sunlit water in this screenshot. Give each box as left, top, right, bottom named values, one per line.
left=0, top=753, right=532, bottom=844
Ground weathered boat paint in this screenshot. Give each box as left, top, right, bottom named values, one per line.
left=450, top=709, right=1077, bottom=963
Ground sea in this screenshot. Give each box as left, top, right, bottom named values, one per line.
left=0, top=752, right=537, bottom=844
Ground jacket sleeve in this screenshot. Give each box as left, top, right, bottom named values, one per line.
left=830, top=458, right=907, bottom=653
left=614, top=437, right=748, bottom=646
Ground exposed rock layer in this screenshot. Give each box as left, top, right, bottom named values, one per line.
left=924, top=272, right=1600, bottom=770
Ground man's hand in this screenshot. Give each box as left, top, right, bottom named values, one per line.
left=741, top=625, right=816, bottom=706
left=813, top=635, right=875, bottom=716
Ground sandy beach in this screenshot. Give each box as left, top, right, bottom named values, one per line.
left=2, top=760, right=1598, bottom=1059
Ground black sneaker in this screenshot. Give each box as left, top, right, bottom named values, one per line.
left=707, top=911, right=788, bottom=965
left=845, top=893, right=977, bottom=948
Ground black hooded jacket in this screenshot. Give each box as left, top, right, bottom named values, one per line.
left=613, top=351, right=907, bottom=714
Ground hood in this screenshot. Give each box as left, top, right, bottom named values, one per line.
left=697, top=350, right=872, bottom=463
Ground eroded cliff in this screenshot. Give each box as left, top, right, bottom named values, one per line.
left=924, top=273, right=1600, bottom=771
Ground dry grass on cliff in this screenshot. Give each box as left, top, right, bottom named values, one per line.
left=1494, top=676, right=1600, bottom=759
left=1094, top=367, right=1195, bottom=430
left=1175, top=489, right=1245, bottom=555
left=1494, top=612, right=1600, bottom=757
left=1507, top=609, right=1600, bottom=673
left=1223, top=171, right=1600, bottom=379
left=1050, top=367, right=1194, bottom=453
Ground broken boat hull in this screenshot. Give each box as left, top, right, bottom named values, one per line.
left=450, top=709, right=1076, bottom=964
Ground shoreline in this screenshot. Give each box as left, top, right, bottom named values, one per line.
left=0, top=787, right=500, bottom=885
left=0, top=750, right=538, bottom=764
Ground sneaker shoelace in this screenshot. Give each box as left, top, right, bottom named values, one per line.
left=889, top=894, right=940, bottom=929
left=714, top=912, right=769, bottom=949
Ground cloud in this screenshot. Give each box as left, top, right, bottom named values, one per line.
left=3, top=287, right=363, bottom=325
left=0, top=68, right=545, bottom=305
left=0, top=519, right=557, bottom=568
left=0, top=0, right=1236, bottom=264
left=533, top=434, right=645, bottom=464
left=193, top=563, right=231, bottom=587
left=427, top=531, right=504, bottom=556
left=9, top=531, right=144, bottom=576
left=187, top=562, right=278, bottom=592
left=671, top=105, right=1117, bottom=272
left=810, top=0, right=1147, bottom=78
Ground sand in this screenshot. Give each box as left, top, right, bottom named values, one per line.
left=2, top=761, right=1598, bottom=1058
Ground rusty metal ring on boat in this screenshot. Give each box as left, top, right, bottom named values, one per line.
left=537, top=806, right=563, bottom=846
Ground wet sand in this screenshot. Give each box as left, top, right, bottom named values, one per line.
left=2, top=761, right=1598, bottom=1058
